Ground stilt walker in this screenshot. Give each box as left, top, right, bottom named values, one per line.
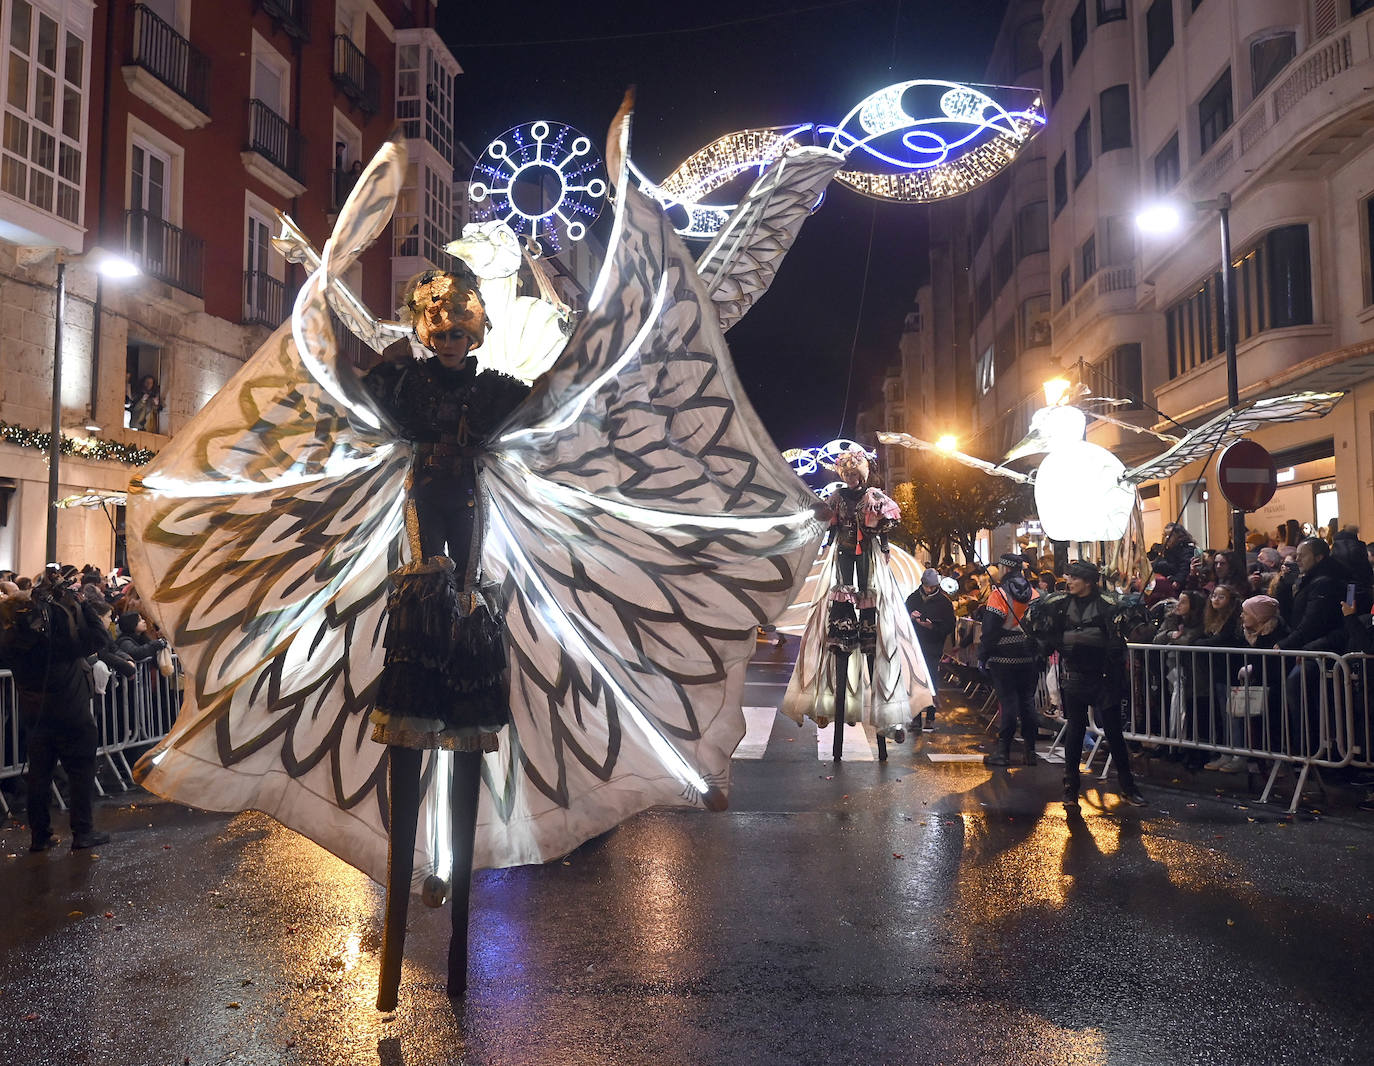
left=782, top=446, right=932, bottom=755
left=360, top=266, right=529, bottom=1006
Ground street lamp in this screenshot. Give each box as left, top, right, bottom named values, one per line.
left=1136, top=192, right=1246, bottom=552
left=1042, top=377, right=1072, bottom=407
left=46, top=249, right=140, bottom=564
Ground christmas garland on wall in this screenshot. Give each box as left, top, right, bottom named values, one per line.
left=0, top=421, right=157, bottom=466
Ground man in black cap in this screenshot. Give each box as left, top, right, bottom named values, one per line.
left=1036, top=559, right=1146, bottom=810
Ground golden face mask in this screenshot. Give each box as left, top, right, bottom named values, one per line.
left=407, top=271, right=487, bottom=355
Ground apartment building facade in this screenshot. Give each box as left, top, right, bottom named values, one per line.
left=1049, top=0, right=1374, bottom=549
left=867, top=0, right=1374, bottom=560
left=0, top=0, right=457, bottom=574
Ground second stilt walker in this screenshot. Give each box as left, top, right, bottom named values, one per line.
left=781, top=447, right=935, bottom=758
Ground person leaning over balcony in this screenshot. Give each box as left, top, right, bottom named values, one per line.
left=979, top=553, right=1041, bottom=767
left=1030, top=560, right=1147, bottom=812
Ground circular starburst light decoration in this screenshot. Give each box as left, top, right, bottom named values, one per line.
left=469, top=120, right=609, bottom=256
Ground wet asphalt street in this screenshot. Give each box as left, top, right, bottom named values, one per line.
left=3, top=640, right=1373, bottom=1066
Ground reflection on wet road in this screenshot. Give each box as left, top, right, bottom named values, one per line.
left=2, top=643, right=1372, bottom=1065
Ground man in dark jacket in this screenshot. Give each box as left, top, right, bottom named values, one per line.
left=1279, top=537, right=1348, bottom=755
left=0, top=574, right=112, bottom=851
left=1330, top=527, right=1373, bottom=615
left=1278, top=538, right=1347, bottom=654
left=906, top=569, right=954, bottom=727
left=1033, top=560, right=1147, bottom=811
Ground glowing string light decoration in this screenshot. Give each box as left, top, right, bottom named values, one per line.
left=632, top=81, right=1044, bottom=239
left=468, top=121, right=609, bottom=256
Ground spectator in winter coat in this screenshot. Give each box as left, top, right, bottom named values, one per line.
left=906, top=570, right=955, bottom=727
left=115, top=612, right=165, bottom=663
left=0, top=574, right=112, bottom=851
left=1197, top=585, right=1245, bottom=770
left=1330, top=527, right=1373, bottom=614
left=1279, top=537, right=1348, bottom=756
left=1279, top=538, right=1347, bottom=654
left=1151, top=523, right=1197, bottom=588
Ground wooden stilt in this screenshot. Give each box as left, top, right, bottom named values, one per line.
left=446, top=748, right=482, bottom=998
left=869, top=652, right=887, bottom=762
left=377, top=746, right=422, bottom=1012
left=833, top=649, right=847, bottom=761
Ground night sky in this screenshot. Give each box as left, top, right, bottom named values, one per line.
left=437, top=0, right=1011, bottom=452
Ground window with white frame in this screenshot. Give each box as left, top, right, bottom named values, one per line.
left=422, top=162, right=452, bottom=264
left=128, top=137, right=172, bottom=270
left=243, top=203, right=281, bottom=326
left=251, top=32, right=289, bottom=119
left=1, top=0, right=89, bottom=225
left=424, top=49, right=453, bottom=166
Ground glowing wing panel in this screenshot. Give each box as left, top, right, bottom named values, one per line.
left=478, top=179, right=825, bottom=866
left=130, top=128, right=824, bottom=884
left=695, top=146, right=846, bottom=332
left=1120, top=392, right=1345, bottom=485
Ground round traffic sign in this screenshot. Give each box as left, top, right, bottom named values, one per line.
left=1217, top=439, right=1278, bottom=512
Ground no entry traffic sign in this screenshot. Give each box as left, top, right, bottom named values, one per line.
left=1218, top=439, right=1278, bottom=512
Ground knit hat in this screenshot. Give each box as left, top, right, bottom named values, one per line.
left=1241, top=595, right=1280, bottom=622
left=117, top=611, right=141, bottom=636
left=1065, top=560, right=1100, bottom=581
left=920, top=568, right=941, bottom=588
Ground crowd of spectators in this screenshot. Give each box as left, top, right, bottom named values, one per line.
left=912, top=520, right=1374, bottom=809
left=0, top=563, right=174, bottom=847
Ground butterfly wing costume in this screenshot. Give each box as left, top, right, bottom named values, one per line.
left=129, top=129, right=825, bottom=887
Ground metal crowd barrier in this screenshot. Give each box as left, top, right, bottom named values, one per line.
left=0, top=660, right=183, bottom=818
left=1117, top=643, right=1357, bottom=813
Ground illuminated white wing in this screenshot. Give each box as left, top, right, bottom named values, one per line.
left=131, top=124, right=823, bottom=883
left=129, top=138, right=416, bottom=890
left=1120, top=392, right=1345, bottom=485
left=478, top=174, right=824, bottom=865
left=695, top=147, right=846, bottom=332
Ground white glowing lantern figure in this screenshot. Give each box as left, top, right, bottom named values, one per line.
left=1034, top=441, right=1136, bottom=541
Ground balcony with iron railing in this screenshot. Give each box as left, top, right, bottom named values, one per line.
left=242, top=271, right=287, bottom=328
left=332, top=35, right=380, bottom=116
left=123, top=4, right=211, bottom=129
left=124, top=210, right=205, bottom=298
left=255, top=0, right=309, bottom=41
left=243, top=99, right=306, bottom=196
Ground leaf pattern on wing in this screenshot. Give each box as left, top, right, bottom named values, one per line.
left=129, top=131, right=824, bottom=885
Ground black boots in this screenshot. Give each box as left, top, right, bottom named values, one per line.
left=1024, top=741, right=1039, bottom=766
